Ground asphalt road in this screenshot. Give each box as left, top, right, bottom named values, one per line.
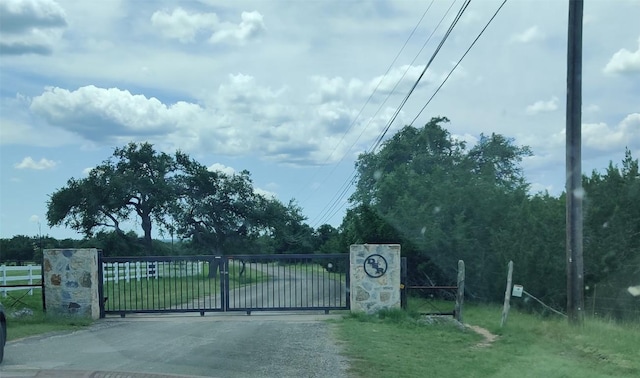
left=0, top=313, right=350, bottom=378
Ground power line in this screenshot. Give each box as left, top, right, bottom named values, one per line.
left=294, top=0, right=436, bottom=203
left=410, top=0, right=509, bottom=126
left=310, top=1, right=460, bottom=228
left=311, top=0, right=509, bottom=229
left=311, top=0, right=472, bottom=228
left=370, top=0, right=472, bottom=153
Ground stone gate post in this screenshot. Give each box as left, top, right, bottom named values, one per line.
left=350, top=244, right=401, bottom=314
left=43, top=249, right=100, bottom=319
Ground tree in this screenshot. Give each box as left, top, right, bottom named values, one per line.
left=314, top=224, right=340, bottom=254
left=259, top=200, right=316, bottom=255
left=582, top=149, right=640, bottom=319
left=48, top=142, right=181, bottom=254
left=348, top=117, right=533, bottom=300
left=171, top=155, right=267, bottom=256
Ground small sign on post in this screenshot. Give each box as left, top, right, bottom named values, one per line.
left=512, top=285, right=523, bottom=298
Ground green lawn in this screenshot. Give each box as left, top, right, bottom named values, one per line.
left=335, top=303, right=640, bottom=378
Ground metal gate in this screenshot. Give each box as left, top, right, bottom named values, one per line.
left=99, top=253, right=349, bottom=317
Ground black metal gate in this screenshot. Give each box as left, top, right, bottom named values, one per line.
left=99, top=253, right=349, bottom=317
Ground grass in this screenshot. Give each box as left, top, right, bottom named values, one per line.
left=334, top=301, right=640, bottom=378
left=2, top=290, right=92, bottom=342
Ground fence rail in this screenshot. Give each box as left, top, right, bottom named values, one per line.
left=0, top=264, right=43, bottom=296
left=102, top=261, right=203, bottom=283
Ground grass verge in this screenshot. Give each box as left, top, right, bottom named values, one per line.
left=2, top=291, right=92, bottom=342
left=335, top=303, right=640, bottom=378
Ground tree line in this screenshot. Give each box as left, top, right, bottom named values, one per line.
left=339, top=117, right=639, bottom=319
left=1, top=118, right=638, bottom=319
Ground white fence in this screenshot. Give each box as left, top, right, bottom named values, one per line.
left=0, top=265, right=43, bottom=296
left=102, top=261, right=204, bottom=283
left=0, top=262, right=205, bottom=292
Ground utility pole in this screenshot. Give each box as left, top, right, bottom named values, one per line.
left=566, top=0, right=584, bottom=325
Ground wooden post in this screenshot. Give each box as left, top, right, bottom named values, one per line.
left=591, top=283, right=597, bottom=316
left=455, top=260, right=465, bottom=322
left=400, top=257, right=407, bottom=310
left=501, top=261, right=514, bottom=328
left=566, top=0, right=585, bottom=326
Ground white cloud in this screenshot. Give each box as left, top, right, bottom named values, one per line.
left=452, top=133, right=478, bottom=148
left=604, top=36, right=640, bottom=75
left=0, top=0, right=67, bottom=55
left=254, top=187, right=277, bottom=199
left=82, top=167, right=94, bottom=176
left=209, top=11, right=266, bottom=45
left=30, top=85, right=204, bottom=142
left=309, top=64, right=434, bottom=104
left=151, top=7, right=218, bottom=43
left=207, top=163, right=236, bottom=176
left=0, top=0, right=67, bottom=33
left=151, top=8, right=265, bottom=45
left=510, top=26, right=543, bottom=43
left=14, top=156, right=57, bottom=170
left=585, top=104, right=600, bottom=114
left=525, top=96, right=559, bottom=115
left=206, top=163, right=276, bottom=198
left=582, top=113, right=640, bottom=151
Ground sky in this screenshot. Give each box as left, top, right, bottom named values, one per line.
left=0, top=0, right=639, bottom=241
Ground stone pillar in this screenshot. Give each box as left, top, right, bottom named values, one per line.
left=350, top=244, right=401, bottom=314
left=43, top=249, right=100, bottom=319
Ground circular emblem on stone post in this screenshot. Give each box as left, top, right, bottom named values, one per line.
left=364, top=254, right=388, bottom=278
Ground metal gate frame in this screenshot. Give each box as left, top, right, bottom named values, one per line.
left=99, top=253, right=349, bottom=317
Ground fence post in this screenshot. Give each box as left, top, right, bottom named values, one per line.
left=136, top=262, right=141, bottom=281
left=1, top=265, right=6, bottom=297
left=28, top=265, right=34, bottom=295
left=400, top=257, right=407, bottom=310
left=98, top=251, right=104, bottom=318
left=501, top=261, right=514, bottom=328
left=455, top=260, right=465, bottom=323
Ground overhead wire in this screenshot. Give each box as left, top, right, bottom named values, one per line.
left=311, top=0, right=510, bottom=228
left=369, top=0, right=472, bottom=153
left=310, top=2, right=458, bottom=228
left=293, top=0, right=436, bottom=203
left=311, top=0, right=470, bottom=228
left=410, top=0, right=509, bottom=126
left=308, top=0, right=452, bottom=228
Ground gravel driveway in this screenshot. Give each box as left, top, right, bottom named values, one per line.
left=0, top=313, right=350, bottom=377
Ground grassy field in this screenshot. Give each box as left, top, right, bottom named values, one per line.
left=335, top=301, right=640, bottom=378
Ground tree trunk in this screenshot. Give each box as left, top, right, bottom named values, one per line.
left=141, top=213, right=153, bottom=255
left=208, top=246, right=222, bottom=278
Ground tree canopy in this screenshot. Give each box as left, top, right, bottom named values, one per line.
left=46, top=142, right=308, bottom=256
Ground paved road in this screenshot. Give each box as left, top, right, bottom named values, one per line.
left=0, top=313, right=350, bottom=378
